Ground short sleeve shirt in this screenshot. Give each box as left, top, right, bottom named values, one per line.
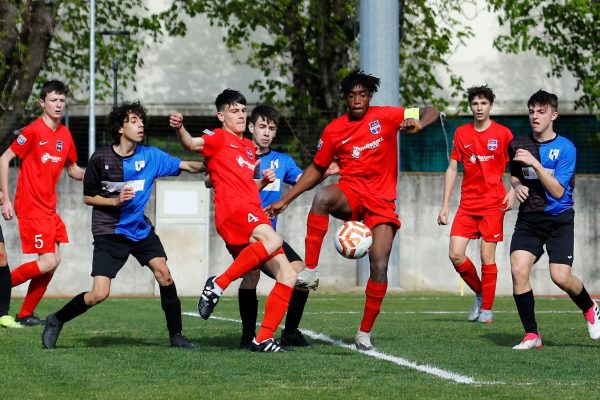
left=201, top=128, right=261, bottom=228
left=10, top=118, right=78, bottom=218
left=84, top=145, right=182, bottom=241
left=313, top=106, right=405, bottom=201
left=450, top=121, right=513, bottom=214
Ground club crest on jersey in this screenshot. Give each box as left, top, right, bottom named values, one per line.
left=487, top=139, right=498, bottom=151
left=368, top=120, right=381, bottom=135
left=549, top=149, right=560, bottom=160
left=270, top=159, right=279, bottom=170
left=135, top=160, right=146, bottom=171
left=17, top=134, right=27, bottom=145
left=246, top=148, right=254, bottom=160
left=56, top=140, right=63, bottom=152
left=202, top=129, right=215, bottom=136
left=317, top=139, right=323, bottom=151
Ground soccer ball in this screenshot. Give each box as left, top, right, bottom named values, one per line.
left=334, top=221, right=372, bottom=259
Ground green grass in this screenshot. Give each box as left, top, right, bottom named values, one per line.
left=1, top=293, right=598, bottom=399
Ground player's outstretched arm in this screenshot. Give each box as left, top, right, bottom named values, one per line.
left=169, top=113, right=205, bottom=152
left=438, top=159, right=458, bottom=226
left=0, top=149, right=17, bottom=220
left=265, top=162, right=326, bottom=217
left=66, top=162, right=85, bottom=181
left=399, top=106, right=440, bottom=134
left=179, top=160, right=205, bottom=174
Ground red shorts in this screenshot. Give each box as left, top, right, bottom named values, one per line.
left=216, top=206, right=272, bottom=249
left=450, top=209, right=505, bottom=242
left=18, top=214, right=69, bottom=254
left=337, top=183, right=400, bottom=232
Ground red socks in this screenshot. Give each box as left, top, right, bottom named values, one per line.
left=481, top=263, right=498, bottom=310
left=360, top=279, right=388, bottom=333
left=18, top=273, right=53, bottom=318
left=454, top=258, right=482, bottom=294
left=305, top=212, right=329, bottom=269
left=256, top=282, right=294, bottom=343
left=10, top=260, right=41, bottom=287
left=215, top=241, right=270, bottom=290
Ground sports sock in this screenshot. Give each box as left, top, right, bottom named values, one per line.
left=481, top=263, right=498, bottom=310
left=238, top=288, right=258, bottom=336
left=215, top=241, right=270, bottom=290
left=360, top=279, right=388, bottom=333
left=454, top=258, right=482, bottom=294
left=0, top=266, right=11, bottom=316
left=18, top=272, right=53, bottom=318
left=304, top=212, right=329, bottom=269
left=513, top=290, right=538, bottom=334
left=10, top=260, right=41, bottom=287
left=284, top=288, right=309, bottom=333
left=256, top=282, right=293, bottom=343
left=159, top=283, right=182, bottom=336
left=568, top=285, right=594, bottom=313
left=55, top=292, right=90, bottom=323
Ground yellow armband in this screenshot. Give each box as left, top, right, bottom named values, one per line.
left=404, top=107, right=420, bottom=120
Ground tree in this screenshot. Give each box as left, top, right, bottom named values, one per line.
left=488, top=0, right=599, bottom=114
left=183, top=0, right=473, bottom=164
left=0, top=0, right=188, bottom=143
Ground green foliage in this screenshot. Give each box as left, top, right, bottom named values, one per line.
left=488, top=0, right=600, bottom=114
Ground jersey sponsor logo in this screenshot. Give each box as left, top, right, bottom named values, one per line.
left=135, top=160, right=146, bottom=171
left=39, top=141, right=48, bottom=145
left=368, top=120, right=381, bottom=135
left=101, top=180, right=145, bottom=193
left=236, top=155, right=255, bottom=170
left=247, top=148, right=254, bottom=160
left=247, top=213, right=259, bottom=223
left=469, top=154, right=495, bottom=164
left=203, top=129, right=215, bottom=136
left=521, top=166, right=555, bottom=180
left=487, top=139, right=498, bottom=151
left=270, top=159, right=279, bottom=170
left=40, top=153, right=62, bottom=164
left=548, top=149, right=560, bottom=160
left=351, top=137, right=384, bottom=159
left=341, top=137, right=352, bottom=144
left=56, top=140, right=63, bottom=152
left=17, top=134, right=27, bottom=145
left=317, top=139, right=323, bottom=151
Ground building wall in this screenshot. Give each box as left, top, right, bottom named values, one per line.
left=7, top=169, right=600, bottom=298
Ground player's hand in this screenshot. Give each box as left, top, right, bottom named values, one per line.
left=169, top=113, right=183, bottom=129
left=295, top=267, right=319, bottom=291
left=502, top=188, right=516, bottom=211
left=399, top=118, right=422, bottom=134
left=264, top=200, right=288, bottom=218
left=513, top=149, right=539, bottom=168
left=514, top=184, right=529, bottom=202
left=437, top=207, right=449, bottom=225
left=261, top=168, right=276, bottom=185
left=116, top=187, right=135, bottom=206
left=1, top=199, right=14, bottom=220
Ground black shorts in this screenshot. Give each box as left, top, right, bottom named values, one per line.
left=0, top=225, right=4, bottom=244
left=510, top=209, right=574, bottom=266
left=91, top=231, right=167, bottom=278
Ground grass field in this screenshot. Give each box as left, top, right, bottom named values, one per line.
left=1, top=293, right=598, bottom=400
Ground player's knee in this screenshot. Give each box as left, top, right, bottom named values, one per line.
left=369, top=261, right=388, bottom=281
left=88, top=289, right=109, bottom=305
left=549, top=270, right=570, bottom=289
left=510, top=264, right=529, bottom=284
left=154, top=267, right=173, bottom=286
left=0, top=252, right=7, bottom=266
left=312, top=189, right=337, bottom=212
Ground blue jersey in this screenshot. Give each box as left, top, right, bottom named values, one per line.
left=84, top=145, right=182, bottom=241
left=509, top=134, right=575, bottom=216
left=256, top=150, right=302, bottom=229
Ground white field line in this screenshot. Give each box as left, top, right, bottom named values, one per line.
left=183, top=312, right=501, bottom=385
left=299, top=310, right=581, bottom=315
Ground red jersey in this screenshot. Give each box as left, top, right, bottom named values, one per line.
left=314, top=106, right=406, bottom=201
left=201, top=128, right=261, bottom=228
left=450, top=120, right=513, bottom=215
left=10, top=117, right=78, bottom=218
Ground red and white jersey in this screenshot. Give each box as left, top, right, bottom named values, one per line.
left=201, top=128, right=262, bottom=228
left=314, top=106, right=406, bottom=201
left=450, top=120, right=513, bottom=215
left=10, top=118, right=78, bottom=218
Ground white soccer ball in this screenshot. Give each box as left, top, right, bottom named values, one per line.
left=334, top=221, right=372, bottom=259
